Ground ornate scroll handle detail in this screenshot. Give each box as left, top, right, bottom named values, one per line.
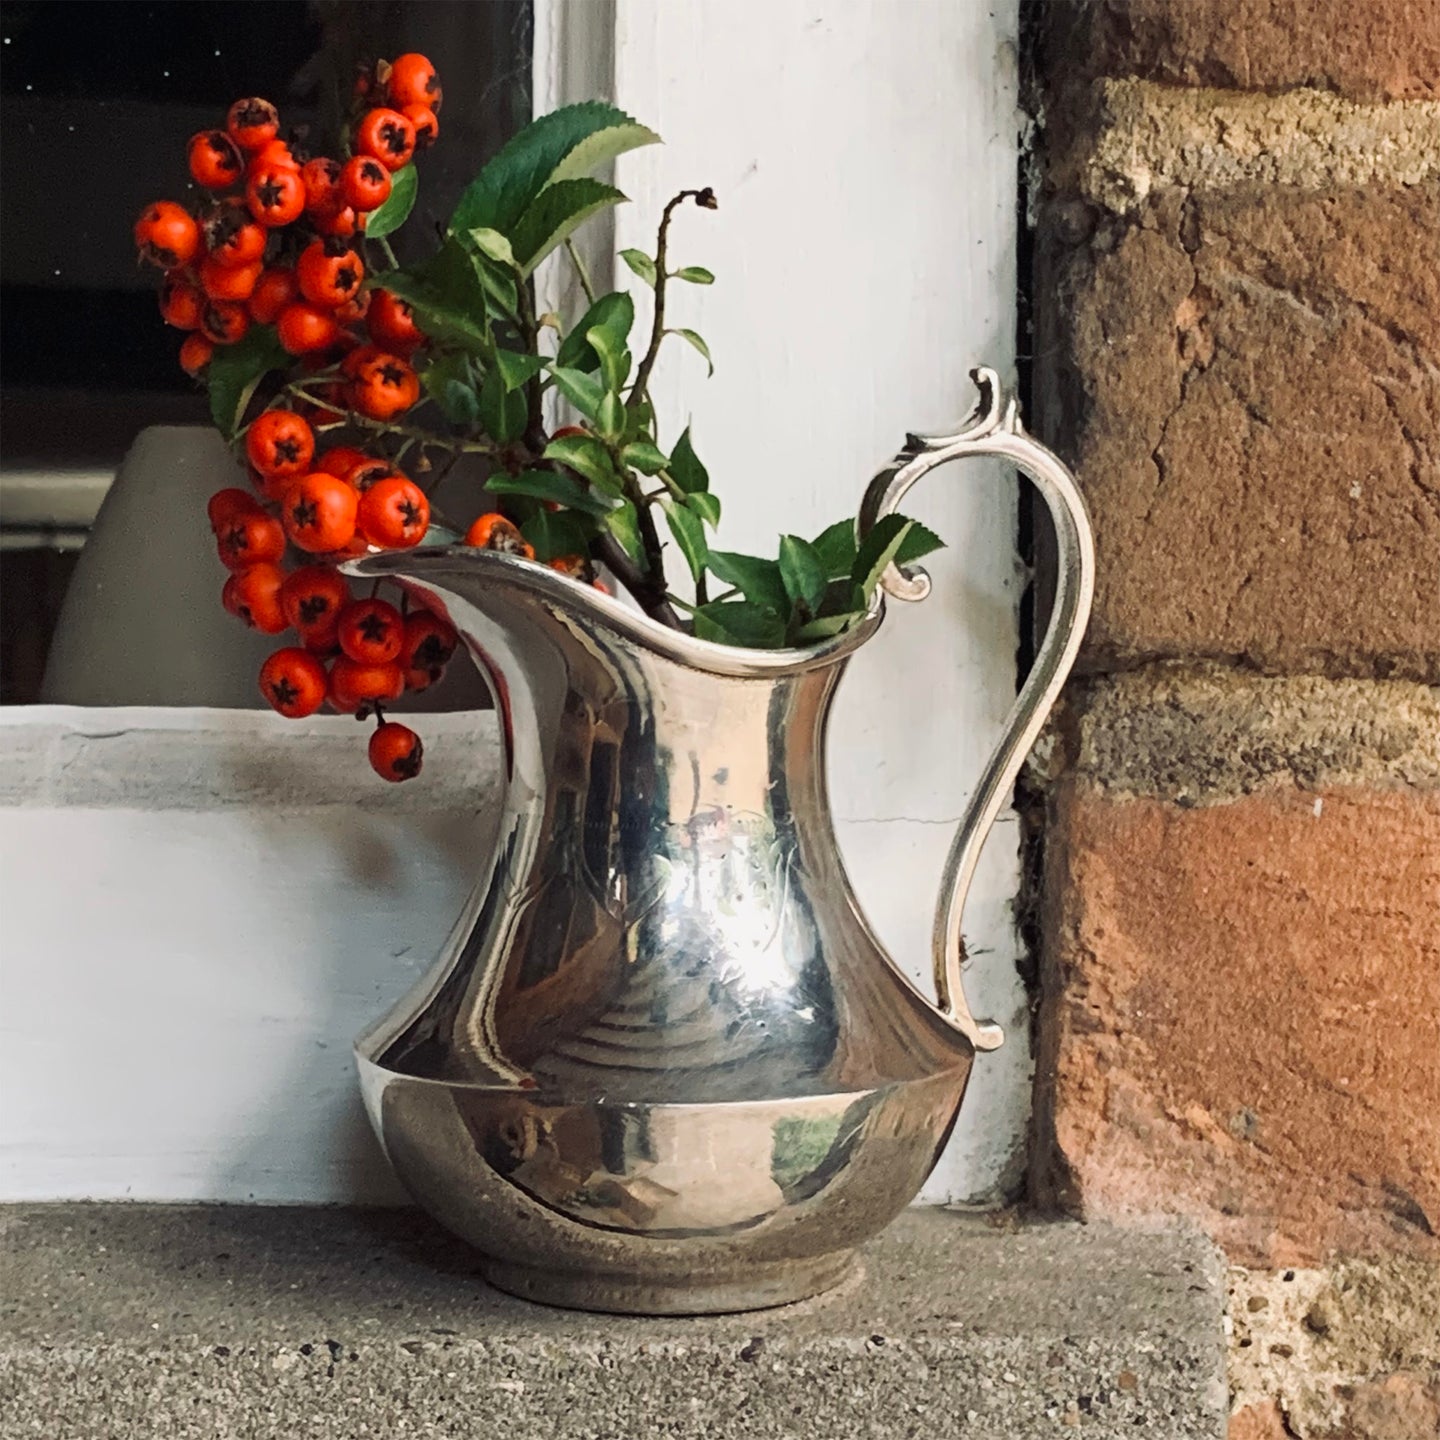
left=858, top=367, right=1095, bottom=1051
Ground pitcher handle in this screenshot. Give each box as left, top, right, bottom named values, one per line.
left=858, top=367, right=1095, bottom=1052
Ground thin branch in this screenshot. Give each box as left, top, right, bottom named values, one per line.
left=628, top=187, right=715, bottom=409
left=564, top=237, right=597, bottom=307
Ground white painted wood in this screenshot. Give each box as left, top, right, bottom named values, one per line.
left=0, top=708, right=499, bottom=1203
left=609, top=0, right=1026, bottom=1201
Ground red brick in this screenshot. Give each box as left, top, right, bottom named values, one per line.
left=1039, top=0, right=1440, bottom=102
left=1034, top=784, right=1440, bottom=1266
left=1040, top=183, right=1440, bottom=680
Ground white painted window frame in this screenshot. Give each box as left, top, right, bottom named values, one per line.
left=0, top=0, right=1027, bottom=1206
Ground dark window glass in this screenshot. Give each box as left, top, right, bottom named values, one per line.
left=0, top=0, right=532, bottom=701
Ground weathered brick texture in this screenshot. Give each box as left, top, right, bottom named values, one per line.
left=1037, top=0, right=1440, bottom=102
left=1039, top=181, right=1440, bottom=680
left=1036, top=779, right=1440, bottom=1267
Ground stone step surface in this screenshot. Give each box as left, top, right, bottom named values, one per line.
left=0, top=1205, right=1227, bottom=1439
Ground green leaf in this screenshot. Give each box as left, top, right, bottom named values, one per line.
left=621, top=440, right=668, bottom=475
left=209, top=328, right=288, bottom=441
left=793, top=611, right=864, bottom=643
left=668, top=426, right=708, bottom=493
left=494, top=348, right=546, bottom=392
left=450, top=102, right=657, bottom=236
left=420, top=351, right=480, bottom=424
left=670, top=327, right=714, bottom=375
left=619, top=249, right=657, bottom=287
left=586, top=324, right=630, bottom=394
left=472, top=250, right=519, bottom=319
left=662, top=500, right=707, bottom=583
left=543, top=433, right=624, bottom=495
left=487, top=468, right=616, bottom=517
left=380, top=240, right=494, bottom=350
left=894, top=516, right=945, bottom=565
left=778, top=535, right=827, bottom=614
left=685, top=491, right=721, bottom=528
left=364, top=163, right=418, bottom=239
left=521, top=507, right=598, bottom=563
left=692, top=600, right=786, bottom=649
left=555, top=292, right=635, bottom=372
left=549, top=118, right=662, bottom=186
left=477, top=365, right=528, bottom=443
left=811, top=518, right=858, bottom=579
left=606, top=500, right=643, bottom=562
left=549, top=365, right=605, bottom=422
left=597, top=391, right=624, bottom=440
left=705, top=551, right=789, bottom=614
left=851, top=513, right=915, bottom=601
left=467, top=226, right=516, bottom=268
left=509, top=178, right=628, bottom=277
left=673, top=265, right=714, bottom=285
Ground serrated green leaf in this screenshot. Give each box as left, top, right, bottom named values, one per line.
left=778, top=535, right=827, bottom=614
left=621, top=440, right=668, bottom=475
left=851, top=513, right=915, bottom=601
left=494, top=348, right=546, bottom=392
left=670, top=327, right=713, bottom=375
left=705, top=551, right=789, bottom=614
left=555, top=292, right=635, bottom=372
left=673, top=265, right=714, bottom=285
left=620, top=249, right=657, bottom=287
left=477, top=365, right=528, bottom=443
left=685, top=491, right=721, bottom=528
left=209, top=328, right=289, bottom=440
left=509, top=178, right=627, bottom=277
left=543, top=433, right=624, bottom=495
left=692, top=600, right=786, bottom=649
left=811, top=518, right=859, bottom=579
left=380, top=240, right=494, bottom=350
left=419, top=351, right=480, bottom=424
left=793, top=611, right=864, bottom=643
left=586, top=325, right=630, bottom=394
left=549, top=365, right=605, bottom=422
left=668, top=426, right=708, bottom=494
left=450, top=102, right=653, bottom=236
left=894, top=516, right=945, bottom=565
left=606, top=500, right=643, bottom=562
left=662, top=500, right=707, bottom=583
left=521, top=507, right=598, bottom=563
left=467, top=226, right=516, bottom=267
left=550, top=119, right=661, bottom=185
left=364, top=163, right=417, bottom=239
left=487, top=469, right=616, bottom=517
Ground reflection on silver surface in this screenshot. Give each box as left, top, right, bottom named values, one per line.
left=344, top=371, right=1093, bottom=1315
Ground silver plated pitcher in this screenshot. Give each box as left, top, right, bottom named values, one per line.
left=346, top=370, right=1093, bottom=1315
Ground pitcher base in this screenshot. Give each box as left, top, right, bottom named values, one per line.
left=480, top=1249, right=860, bottom=1316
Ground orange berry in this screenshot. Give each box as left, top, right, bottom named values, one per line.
left=349, top=352, right=419, bottom=420
left=283, top=472, right=359, bottom=553
left=159, top=273, right=205, bottom=330
left=246, top=164, right=306, bottom=227
left=369, top=721, right=424, bottom=782
left=223, top=563, right=288, bottom=633
left=259, top=647, right=328, bottom=718
left=135, top=201, right=200, bottom=268
left=199, top=254, right=262, bottom=302
left=355, top=107, right=415, bottom=171
left=358, top=476, right=429, bottom=548
left=276, top=301, right=341, bottom=355
left=226, top=97, right=280, bottom=153
left=246, top=410, right=315, bottom=479
left=248, top=266, right=299, bottom=324
left=464, top=513, right=534, bottom=558
left=402, top=104, right=438, bottom=150
left=179, top=332, right=215, bottom=377
left=200, top=300, right=250, bottom=345
left=385, top=54, right=442, bottom=111
left=188, top=129, right=244, bottom=189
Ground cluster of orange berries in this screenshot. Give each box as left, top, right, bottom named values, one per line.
left=132, top=53, right=440, bottom=380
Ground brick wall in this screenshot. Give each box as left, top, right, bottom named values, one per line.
left=1027, top=3, right=1440, bottom=1435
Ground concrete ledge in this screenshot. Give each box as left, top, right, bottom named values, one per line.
left=0, top=1205, right=1227, bottom=1438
